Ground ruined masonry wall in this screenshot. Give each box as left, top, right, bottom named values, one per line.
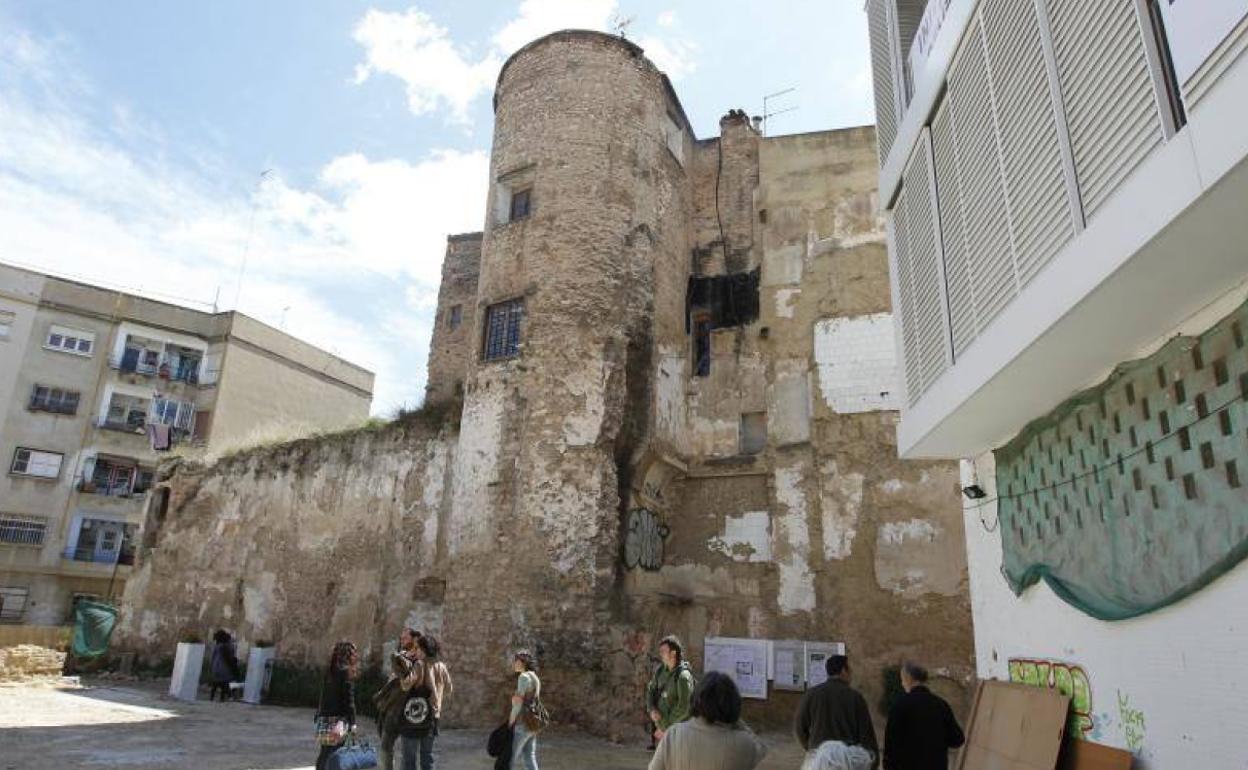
left=424, top=233, right=482, bottom=403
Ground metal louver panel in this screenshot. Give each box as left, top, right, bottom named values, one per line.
left=947, top=18, right=1018, bottom=328
left=931, top=100, right=977, bottom=359
left=1045, top=0, right=1162, bottom=218
left=901, top=138, right=950, bottom=393
left=890, top=197, right=924, bottom=405
left=980, top=0, right=1075, bottom=286
left=868, top=0, right=899, bottom=165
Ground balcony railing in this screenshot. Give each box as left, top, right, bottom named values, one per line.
left=62, top=546, right=136, bottom=566
left=97, top=415, right=147, bottom=434
left=77, top=479, right=149, bottom=498
left=109, top=355, right=200, bottom=385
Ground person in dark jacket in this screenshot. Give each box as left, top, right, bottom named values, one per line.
left=316, top=640, right=360, bottom=770
left=883, top=663, right=964, bottom=770
left=794, top=654, right=878, bottom=765
left=208, top=629, right=240, bottom=702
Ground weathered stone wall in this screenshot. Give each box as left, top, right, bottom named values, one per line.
left=116, top=31, right=972, bottom=743
left=424, top=233, right=481, bottom=403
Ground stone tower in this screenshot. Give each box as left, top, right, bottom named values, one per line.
left=440, top=31, right=693, bottom=730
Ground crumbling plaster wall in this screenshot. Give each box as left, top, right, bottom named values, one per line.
left=624, top=125, right=973, bottom=731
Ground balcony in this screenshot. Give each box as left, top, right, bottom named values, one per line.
left=96, top=414, right=147, bottom=435
left=62, top=545, right=135, bottom=566
left=109, top=354, right=201, bottom=385
left=870, top=0, right=1248, bottom=457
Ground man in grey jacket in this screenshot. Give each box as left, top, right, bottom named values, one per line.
left=795, top=655, right=878, bottom=766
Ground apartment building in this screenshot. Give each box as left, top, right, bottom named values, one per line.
left=0, top=264, right=374, bottom=626
left=867, top=1, right=1248, bottom=766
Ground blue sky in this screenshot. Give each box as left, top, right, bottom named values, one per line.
left=0, top=1, right=873, bottom=416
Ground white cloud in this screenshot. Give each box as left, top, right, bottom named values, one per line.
left=351, top=8, right=501, bottom=124
left=492, top=0, right=617, bottom=54
left=352, top=2, right=699, bottom=122
left=0, top=27, right=489, bottom=415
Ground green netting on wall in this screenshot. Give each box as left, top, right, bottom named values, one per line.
left=995, top=299, right=1248, bottom=621
left=72, top=600, right=118, bottom=658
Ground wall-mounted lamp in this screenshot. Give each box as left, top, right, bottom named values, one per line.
left=962, top=484, right=987, bottom=500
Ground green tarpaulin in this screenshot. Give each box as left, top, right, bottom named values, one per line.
left=996, top=299, right=1248, bottom=620
left=72, top=600, right=119, bottom=659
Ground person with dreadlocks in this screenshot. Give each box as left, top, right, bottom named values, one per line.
left=315, top=640, right=360, bottom=770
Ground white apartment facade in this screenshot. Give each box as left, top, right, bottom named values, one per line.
left=868, top=0, right=1248, bottom=767
left=0, top=264, right=374, bottom=627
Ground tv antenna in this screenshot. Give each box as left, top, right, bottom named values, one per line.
left=233, top=168, right=273, bottom=312
left=762, top=87, right=798, bottom=137
left=612, top=13, right=635, bottom=38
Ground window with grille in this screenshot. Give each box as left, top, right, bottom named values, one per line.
left=29, top=385, right=81, bottom=415
left=10, top=448, right=63, bottom=479
left=509, top=188, right=532, bottom=222
left=44, top=324, right=94, bottom=355
left=483, top=299, right=524, bottom=361
left=0, top=587, right=30, bottom=622
left=0, top=515, right=47, bottom=546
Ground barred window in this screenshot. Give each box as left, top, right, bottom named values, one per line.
left=0, top=515, right=47, bottom=546
left=483, top=299, right=524, bottom=361
left=11, top=448, right=63, bottom=479
left=0, top=587, right=30, bottom=621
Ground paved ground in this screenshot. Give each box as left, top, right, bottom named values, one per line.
left=0, top=679, right=809, bottom=769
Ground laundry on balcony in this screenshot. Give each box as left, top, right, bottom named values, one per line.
left=147, top=422, right=172, bottom=451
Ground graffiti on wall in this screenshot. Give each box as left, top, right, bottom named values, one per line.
left=623, top=508, right=669, bottom=571
left=1117, top=690, right=1146, bottom=753
left=1008, top=658, right=1094, bottom=738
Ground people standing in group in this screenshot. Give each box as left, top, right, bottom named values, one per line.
left=315, top=640, right=359, bottom=770
left=508, top=650, right=543, bottom=770
left=208, top=629, right=240, bottom=703
left=645, top=635, right=696, bottom=747
left=794, top=654, right=878, bottom=766
left=648, top=670, right=767, bottom=770
left=378, top=628, right=422, bottom=770
left=883, top=663, right=964, bottom=770
left=397, top=634, right=454, bottom=770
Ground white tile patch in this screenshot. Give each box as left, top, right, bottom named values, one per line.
left=775, top=288, right=801, bottom=319
left=708, top=510, right=772, bottom=562
left=814, top=313, right=900, bottom=413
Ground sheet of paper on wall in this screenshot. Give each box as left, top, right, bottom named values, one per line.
left=804, top=641, right=846, bottom=689
left=772, top=640, right=805, bottom=691
left=704, top=636, right=770, bottom=699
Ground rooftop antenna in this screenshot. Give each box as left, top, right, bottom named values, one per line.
left=233, top=168, right=273, bottom=312
left=612, top=13, right=635, bottom=38
left=762, top=87, right=798, bottom=137
left=279, top=305, right=291, bottom=330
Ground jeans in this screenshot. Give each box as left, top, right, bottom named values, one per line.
left=379, top=727, right=399, bottom=770
left=400, top=733, right=436, bottom=770
left=512, top=723, right=539, bottom=770
left=315, top=744, right=336, bottom=770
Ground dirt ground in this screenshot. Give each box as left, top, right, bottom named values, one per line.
left=0, top=679, right=810, bottom=769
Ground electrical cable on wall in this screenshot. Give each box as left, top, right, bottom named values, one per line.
left=965, top=389, right=1246, bottom=533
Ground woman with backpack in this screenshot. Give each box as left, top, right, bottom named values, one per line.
left=315, top=640, right=359, bottom=770
left=507, top=650, right=544, bottom=770
left=397, top=634, right=453, bottom=770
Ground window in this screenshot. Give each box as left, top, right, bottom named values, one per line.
left=134, top=469, right=156, bottom=494
left=10, top=448, right=63, bottom=479
left=483, top=299, right=524, bottom=361
left=739, top=413, right=767, bottom=455
left=0, top=515, right=47, bottom=546
left=29, top=385, right=81, bottom=415
left=90, top=459, right=136, bottom=497
left=153, top=397, right=194, bottom=431
left=509, top=188, right=532, bottom=222
left=0, top=587, right=30, bottom=622
left=448, top=304, right=463, bottom=330
left=44, top=324, right=94, bottom=356
left=0, top=310, right=13, bottom=341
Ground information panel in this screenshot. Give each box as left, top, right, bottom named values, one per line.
left=703, top=636, right=770, bottom=700
left=804, top=641, right=847, bottom=689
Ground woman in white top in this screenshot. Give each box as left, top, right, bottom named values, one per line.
left=508, top=650, right=541, bottom=770
left=649, top=670, right=767, bottom=770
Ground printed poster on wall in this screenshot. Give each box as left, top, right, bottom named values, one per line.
left=771, top=640, right=805, bottom=691
left=1156, top=0, right=1248, bottom=84
left=804, top=642, right=846, bottom=689
left=703, top=636, right=770, bottom=699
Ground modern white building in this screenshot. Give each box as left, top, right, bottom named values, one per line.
left=867, top=0, right=1248, bottom=766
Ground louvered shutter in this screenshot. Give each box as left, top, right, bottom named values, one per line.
left=947, top=18, right=1018, bottom=328
left=1044, top=0, right=1163, bottom=218
left=931, top=99, right=977, bottom=359
left=901, top=136, right=950, bottom=393
left=980, top=0, right=1075, bottom=286
left=868, top=0, right=899, bottom=165
left=890, top=196, right=924, bottom=404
